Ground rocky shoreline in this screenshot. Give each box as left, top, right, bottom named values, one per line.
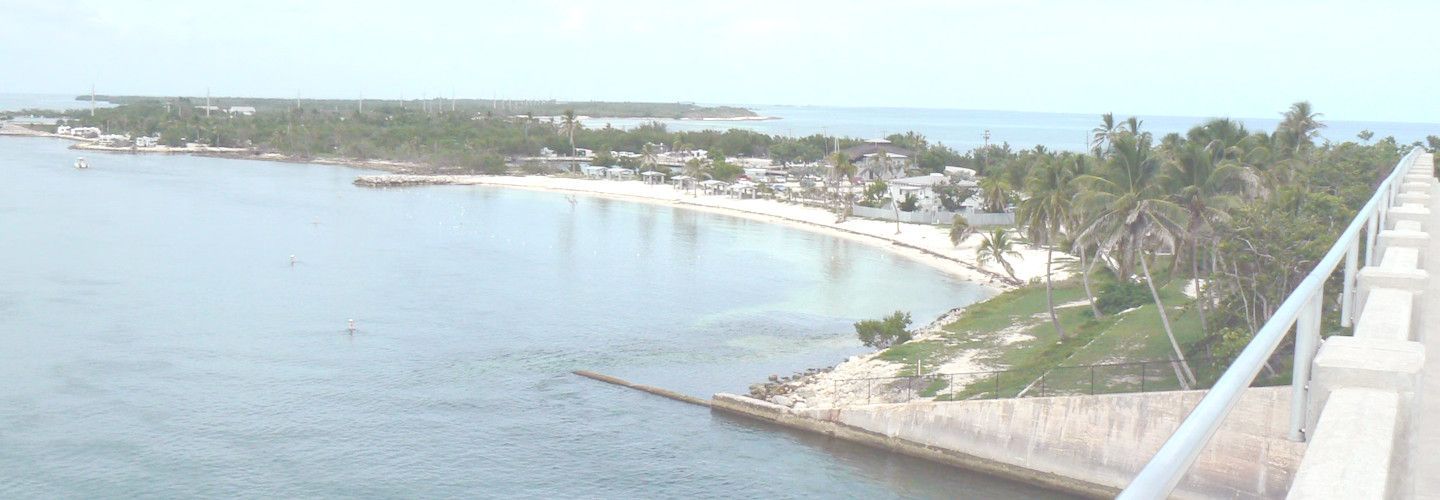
left=746, top=304, right=985, bottom=408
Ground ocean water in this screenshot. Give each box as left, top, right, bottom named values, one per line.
left=589, top=104, right=1440, bottom=153
left=0, top=136, right=1076, bottom=498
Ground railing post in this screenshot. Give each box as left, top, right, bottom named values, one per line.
left=1379, top=189, right=1391, bottom=232
left=994, top=371, right=1000, bottom=398
left=1090, top=366, right=1096, bottom=395
left=1140, top=362, right=1146, bottom=392
left=1366, top=211, right=1379, bottom=266
left=1289, top=287, right=1324, bottom=441
left=1342, top=238, right=1358, bottom=327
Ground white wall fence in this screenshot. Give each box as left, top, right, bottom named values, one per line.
left=849, top=204, right=1015, bottom=227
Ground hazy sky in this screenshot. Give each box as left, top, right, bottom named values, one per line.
left=4, top=0, right=1438, bottom=122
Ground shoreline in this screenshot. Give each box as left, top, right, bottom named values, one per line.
left=2, top=126, right=1071, bottom=399
left=351, top=173, right=1059, bottom=288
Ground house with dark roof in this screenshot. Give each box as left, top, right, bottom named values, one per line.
left=837, top=138, right=915, bottom=180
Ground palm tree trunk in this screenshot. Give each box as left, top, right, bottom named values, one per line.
left=1080, top=245, right=1103, bottom=318
left=1140, top=252, right=1196, bottom=387
left=1192, top=237, right=1207, bottom=334
left=1045, top=246, right=1067, bottom=340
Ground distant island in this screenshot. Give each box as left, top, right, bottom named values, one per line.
left=27, top=94, right=952, bottom=177
left=76, top=95, right=761, bottom=120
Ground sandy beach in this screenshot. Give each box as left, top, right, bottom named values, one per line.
left=355, top=174, right=1068, bottom=289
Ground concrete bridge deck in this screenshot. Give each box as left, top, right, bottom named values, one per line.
left=1408, top=153, right=1440, bottom=499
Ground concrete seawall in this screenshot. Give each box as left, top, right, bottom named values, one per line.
left=712, top=388, right=1303, bottom=499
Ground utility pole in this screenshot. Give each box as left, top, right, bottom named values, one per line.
left=982, top=129, right=991, bottom=172
left=359, top=92, right=364, bottom=114
left=205, top=87, right=211, bottom=117
left=89, top=83, right=96, bottom=117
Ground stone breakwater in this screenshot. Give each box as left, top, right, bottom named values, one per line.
left=353, top=175, right=464, bottom=187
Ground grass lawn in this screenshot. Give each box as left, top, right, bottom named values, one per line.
left=870, top=257, right=1285, bottom=400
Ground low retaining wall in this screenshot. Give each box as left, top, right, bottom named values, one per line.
left=849, top=204, right=1015, bottom=227
left=712, top=388, right=1303, bottom=499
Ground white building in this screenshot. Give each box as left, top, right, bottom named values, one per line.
left=944, top=166, right=977, bottom=180
left=135, top=136, right=160, bottom=148
left=227, top=106, right=256, bottom=116
left=68, top=126, right=102, bottom=138
left=887, top=173, right=978, bottom=212
left=96, top=134, right=131, bottom=147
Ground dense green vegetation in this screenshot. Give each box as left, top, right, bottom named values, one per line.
left=42, top=99, right=992, bottom=175
left=875, top=102, right=1433, bottom=394
left=82, top=95, right=758, bottom=119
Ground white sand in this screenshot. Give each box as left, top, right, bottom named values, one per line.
left=397, top=174, right=1069, bottom=288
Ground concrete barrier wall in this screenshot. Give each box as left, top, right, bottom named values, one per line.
left=1293, top=152, right=1432, bottom=497
left=713, top=389, right=1302, bottom=499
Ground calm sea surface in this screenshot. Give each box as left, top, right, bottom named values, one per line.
left=590, top=104, right=1440, bottom=152
left=0, top=136, right=1079, bottom=498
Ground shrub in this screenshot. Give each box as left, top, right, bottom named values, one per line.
left=1096, top=281, right=1148, bottom=314
left=898, top=193, right=920, bottom=211
left=855, top=311, right=913, bottom=349
left=478, top=152, right=508, bottom=175
left=948, top=215, right=972, bottom=246
left=519, top=161, right=550, bottom=175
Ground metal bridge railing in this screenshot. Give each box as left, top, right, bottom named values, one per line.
left=1118, top=148, right=1425, bottom=499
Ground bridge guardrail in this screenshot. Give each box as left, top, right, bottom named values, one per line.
left=1118, top=147, right=1426, bottom=499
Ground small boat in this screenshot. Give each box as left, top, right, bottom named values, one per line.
left=74, top=157, right=88, bottom=169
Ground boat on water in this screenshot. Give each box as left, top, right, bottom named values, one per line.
left=74, top=157, right=88, bottom=169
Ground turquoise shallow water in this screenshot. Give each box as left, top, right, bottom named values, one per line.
left=0, top=136, right=1075, bottom=498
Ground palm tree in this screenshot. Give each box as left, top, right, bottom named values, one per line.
left=1091, top=112, right=1119, bottom=155
left=831, top=152, right=857, bottom=221
left=683, top=158, right=703, bottom=195
left=976, top=229, right=1023, bottom=282
left=978, top=175, right=1012, bottom=213
left=1278, top=101, right=1325, bottom=153
left=1167, top=141, right=1260, bottom=335
left=1018, top=154, right=1076, bottom=339
left=640, top=143, right=657, bottom=172
left=1074, top=132, right=1196, bottom=387
left=522, top=112, right=535, bottom=151
left=1065, top=153, right=1105, bottom=319
left=560, top=109, right=579, bottom=157
left=1123, top=116, right=1144, bottom=137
